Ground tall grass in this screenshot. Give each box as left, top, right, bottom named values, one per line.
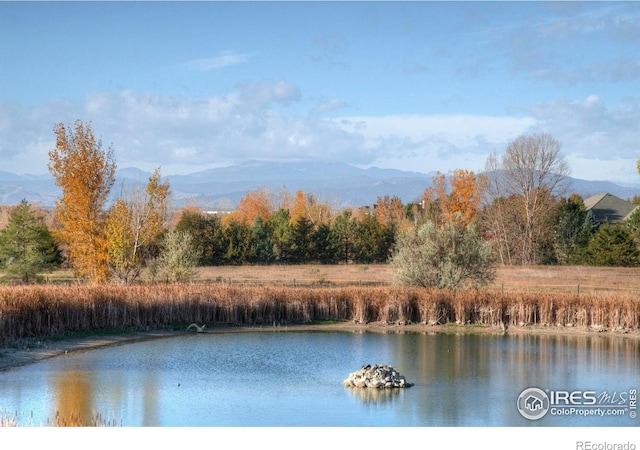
left=0, top=284, right=638, bottom=345
left=1, top=409, right=119, bottom=427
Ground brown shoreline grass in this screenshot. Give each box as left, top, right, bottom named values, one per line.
left=1, top=409, right=120, bottom=427
left=39, top=264, right=640, bottom=294
left=1, top=282, right=638, bottom=346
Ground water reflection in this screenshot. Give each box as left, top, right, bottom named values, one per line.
left=345, top=385, right=406, bottom=403
left=53, top=370, right=94, bottom=426
left=0, top=330, right=638, bottom=427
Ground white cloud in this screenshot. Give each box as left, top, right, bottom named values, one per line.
left=335, top=114, right=536, bottom=148
left=527, top=95, right=640, bottom=157
left=1, top=85, right=639, bottom=184
left=185, top=50, right=251, bottom=71
left=521, top=94, right=640, bottom=183
left=498, top=3, right=640, bottom=86
left=566, top=155, right=638, bottom=184
left=333, top=114, right=537, bottom=175
left=0, top=82, right=363, bottom=174
left=310, top=98, right=347, bottom=116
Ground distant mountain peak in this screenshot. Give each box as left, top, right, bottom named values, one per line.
left=1, top=162, right=639, bottom=209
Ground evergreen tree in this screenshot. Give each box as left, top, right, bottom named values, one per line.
left=290, top=216, right=315, bottom=263
left=333, top=210, right=358, bottom=264
left=353, top=214, right=394, bottom=263
left=584, top=224, right=640, bottom=267
left=250, top=216, right=275, bottom=264
left=554, top=195, right=586, bottom=264
left=569, top=210, right=599, bottom=264
left=311, top=223, right=339, bottom=264
left=223, top=220, right=253, bottom=265
left=625, top=207, right=640, bottom=243
left=269, top=209, right=293, bottom=263
left=175, top=210, right=225, bottom=265
left=0, top=200, right=62, bottom=283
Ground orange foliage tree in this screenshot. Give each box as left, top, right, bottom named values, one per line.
left=375, top=195, right=409, bottom=233
left=224, top=188, right=273, bottom=226
left=105, top=199, right=135, bottom=283
left=48, top=120, right=116, bottom=283
left=105, top=168, right=170, bottom=283
left=290, top=189, right=308, bottom=224
left=423, top=169, right=487, bottom=227
left=288, top=189, right=333, bottom=226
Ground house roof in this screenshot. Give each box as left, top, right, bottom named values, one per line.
left=583, top=193, right=639, bottom=224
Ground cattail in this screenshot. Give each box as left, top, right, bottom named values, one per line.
left=0, top=283, right=638, bottom=346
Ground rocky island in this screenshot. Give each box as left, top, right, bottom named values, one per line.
left=343, top=364, right=414, bottom=389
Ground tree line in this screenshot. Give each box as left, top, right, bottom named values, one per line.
left=1, top=120, right=639, bottom=285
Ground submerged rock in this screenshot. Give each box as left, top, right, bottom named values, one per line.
left=343, top=364, right=413, bottom=389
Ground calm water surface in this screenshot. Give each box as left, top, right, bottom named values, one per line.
left=0, top=330, right=638, bottom=427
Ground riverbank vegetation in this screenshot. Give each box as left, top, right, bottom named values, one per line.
left=2, top=127, right=640, bottom=287
left=1, top=282, right=638, bottom=346
left=2, top=125, right=640, bottom=345
left=1, top=409, right=119, bottom=427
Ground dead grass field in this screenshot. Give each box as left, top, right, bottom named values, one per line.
left=2, top=265, right=639, bottom=347
left=194, top=264, right=640, bottom=295
left=34, top=264, right=640, bottom=295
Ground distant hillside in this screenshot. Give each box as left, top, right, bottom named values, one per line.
left=165, top=161, right=437, bottom=209
left=1, top=161, right=639, bottom=209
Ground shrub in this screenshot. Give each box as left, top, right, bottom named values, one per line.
left=390, top=220, right=496, bottom=289
left=150, top=231, right=201, bottom=282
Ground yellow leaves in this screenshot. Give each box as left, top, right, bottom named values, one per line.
left=375, top=195, right=407, bottom=233
left=48, top=120, right=116, bottom=283
left=105, top=167, right=170, bottom=284
left=290, top=190, right=307, bottom=225
left=49, top=122, right=115, bottom=206
left=105, top=199, right=136, bottom=282
left=139, top=167, right=170, bottom=247
left=422, top=169, right=487, bottom=228
left=224, top=188, right=273, bottom=226
left=447, top=169, right=487, bottom=226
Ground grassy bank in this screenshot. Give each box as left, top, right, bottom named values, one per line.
left=37, top=265, right=640, bottom=294
left=1, top=283, right=638, bottom=346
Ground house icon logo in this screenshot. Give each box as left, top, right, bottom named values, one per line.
left=517, top=387, right=550, bottom=420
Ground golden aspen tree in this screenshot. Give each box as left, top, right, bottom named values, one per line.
left=290, top=189, right=308, bottom=224
left=307, top=198, right=333, bottom=226
left=48, top=120, right=116, bottom=283
left=422, top=170, right=486, bottom=227
left=275, top=187, right=294, bottom=212
left=105, top=199, right=135, bottom=283
left=446, top=169, right=487, bottom=226
left=224, top=188, right=273, bottom=226
left=375, top=195, right=408, bottom=233
left=134, top=167, right=170, bottom=255
left=105, top=168, right=170, bottom=283
left=286, top=189, right=333, bottom=226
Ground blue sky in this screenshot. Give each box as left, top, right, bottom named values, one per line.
left=1, top=1, right=640, bottom=184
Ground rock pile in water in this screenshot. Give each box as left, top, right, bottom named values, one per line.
left=342, top=364, right=414, bottom=389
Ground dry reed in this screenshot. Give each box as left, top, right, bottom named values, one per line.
left=0, top=283, right=638, bottom=346
left=1, top=409, right=119, bottom=427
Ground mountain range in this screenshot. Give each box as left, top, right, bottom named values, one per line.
left=1, top=160, right=639, bottom=210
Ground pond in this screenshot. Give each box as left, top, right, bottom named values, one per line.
left=0, top=329, right=638, bottom=427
